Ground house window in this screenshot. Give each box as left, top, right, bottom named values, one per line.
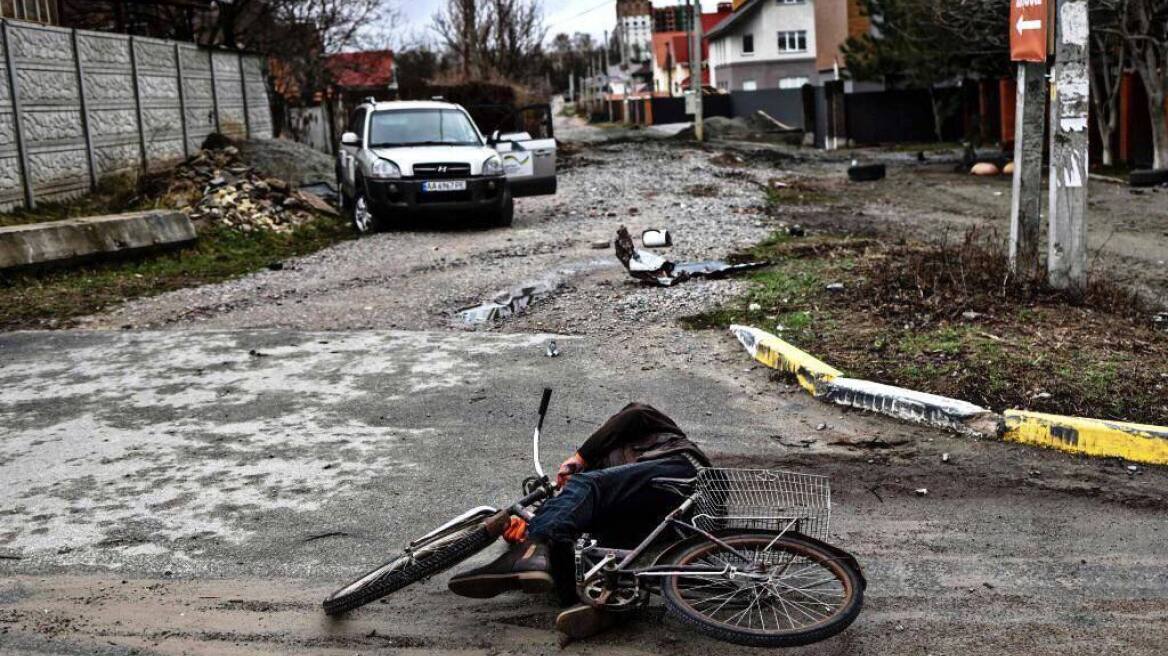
left=742, top=33, right=754, bottom=55
left=743, top=80, right=758, bottom=91
left=777, top=30, right=808, bottom=53
left=779, top=76, right=809, bottom=89
left=1, top=0, right=58, bottom=23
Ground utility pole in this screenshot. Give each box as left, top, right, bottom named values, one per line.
left=1047, top=0, right=1089, bottom=291
left=1007, top=0, right=1050, bottom=276
left=689, top=0, right=704, bottom=142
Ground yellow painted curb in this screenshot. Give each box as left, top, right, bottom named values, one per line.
left=729, top=325, right=843, bottom=395
left=1003, top=410, right=1168, bottom=466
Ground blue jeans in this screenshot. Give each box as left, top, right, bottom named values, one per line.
left=527, top=456, right=697, bottom=546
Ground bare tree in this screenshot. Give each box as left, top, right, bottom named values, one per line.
left=1090, top=4, right=1128, bottom=168
left=1099, top=0, right=1168, bottom=169
left=431, top=0, right=546, bottom=83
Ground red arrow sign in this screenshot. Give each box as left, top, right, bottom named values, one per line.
left=1011, top=0, right=1048, bottom=62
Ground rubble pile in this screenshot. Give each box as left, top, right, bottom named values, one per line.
left=169, top=145, right=334, bottom=234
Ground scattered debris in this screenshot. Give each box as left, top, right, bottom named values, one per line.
left=171, top=145, right=333, bottom=233
left=590, top=239, right=611, bottom=249
left=825, top=282, right=845, bottom=292
left=914, top=488, right=929, bottom=497
left=642, top=229, right=673, bottom=248
left=1154, top=313, right=1168, bottom=332
left=456, top=277, right=561, bottom=325
left=613, top=226, right=766, bottom=287
left=754, top=109, right=796, bottom=131
left=710, top=152, right=746, bottom=168
left=962, top=311, right=984, bottom=321
left=786, top=224, right=806, bottom=237
left=942, top=453, right=951, bottom=463
left=748, top=302, right=762, bottom=312
left=302, top=531, right=351, bottom=544
left=545, top=340, right=560, bottom=358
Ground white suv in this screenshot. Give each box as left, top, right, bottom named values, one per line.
left=336, top=100, right=557, bottom=232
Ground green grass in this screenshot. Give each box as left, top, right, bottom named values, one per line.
left=0, top=175, right=155, bottom=228
left=0, top=217, right=353, bottom=329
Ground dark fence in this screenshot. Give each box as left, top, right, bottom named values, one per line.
left=728, top=89, right=805, bottom=129
left=844, top=88, right=964, bottom=145
left=649, top=95, right=732, bottom=125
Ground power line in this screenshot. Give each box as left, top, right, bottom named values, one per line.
left=545, top=0, right=614, bottom=29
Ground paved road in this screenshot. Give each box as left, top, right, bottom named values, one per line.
left=2, top=123, right=1167, bottom=654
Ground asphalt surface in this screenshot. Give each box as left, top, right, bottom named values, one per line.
left=2, top=118, right=1167, bottom=655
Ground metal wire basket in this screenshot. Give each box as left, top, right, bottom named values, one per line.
left=691, top=467, right=831, bottom=542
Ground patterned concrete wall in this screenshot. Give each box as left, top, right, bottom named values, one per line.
left=0, top=20, right=273, bottom=212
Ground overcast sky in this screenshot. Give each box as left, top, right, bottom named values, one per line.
left=394, top=0, right=619, bottom=44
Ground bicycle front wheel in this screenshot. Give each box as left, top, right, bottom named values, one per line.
left=661, top=532, right=863, bottom=648
left=323, top=525, right=495, bottom=616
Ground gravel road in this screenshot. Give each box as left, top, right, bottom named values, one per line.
left=3, top=118, right=1167, bottom=655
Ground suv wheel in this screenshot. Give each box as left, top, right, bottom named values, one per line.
left=490, top=190, right=514, bottom=228
left=352, top=190, right=379, bottom=234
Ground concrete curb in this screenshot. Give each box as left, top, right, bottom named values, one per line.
left=728, top=325, right=1168, bottom=464
left=0, top=211, right=196, bottom=270
left=729, top=324, right=841, bottom=395
left=1003, top=410, right=1168, bottom=466
left=823, top=377, right=1002, bottom=437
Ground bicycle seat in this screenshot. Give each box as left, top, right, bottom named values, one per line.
left=650, top=476, right=697, bottom=496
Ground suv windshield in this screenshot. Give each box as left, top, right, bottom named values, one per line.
left=368, top=109, right=481, bottom=148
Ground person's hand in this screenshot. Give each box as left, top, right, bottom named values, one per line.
left=556, top=452, right=586, bottom=488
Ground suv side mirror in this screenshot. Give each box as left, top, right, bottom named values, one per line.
left=341, top=131, right=360, bottom=147
left=488, top=130, right=501, bottom=145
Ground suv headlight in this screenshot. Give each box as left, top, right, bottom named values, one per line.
left=482, top=155, right=503, bottom=177
left=370, top=159, right=402, bottom=179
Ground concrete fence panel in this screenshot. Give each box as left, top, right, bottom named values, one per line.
left=0, top=19, right=273, bottom=212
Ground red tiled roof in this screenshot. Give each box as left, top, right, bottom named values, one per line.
left=325, top=50, right=395, bottom=90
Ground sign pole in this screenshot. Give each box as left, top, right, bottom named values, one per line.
left=1007, top=0, right=1051, bottom=277
left=690, top=0, right=704, bottom=142
left=1047, top=0, right=1089, bottom=291
left=1009, top=61, right=1046, bottom=276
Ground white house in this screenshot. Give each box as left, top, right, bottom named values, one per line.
left=706, top=0, right=821, bottom=92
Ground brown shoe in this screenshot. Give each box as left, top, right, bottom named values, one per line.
left=447, top=540, right=554, bottom=599
left=555, top=604, right=619, bottom=644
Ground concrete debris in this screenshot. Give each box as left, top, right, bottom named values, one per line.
left=822, top=377, right=1003, bottom=437
left=456, top=277, right=561, bottom=326
left=642, top=229, right=672, bottom=248
left=614, top=226, right=766, bottom=287
left=173, top=146, right=332, bottom=234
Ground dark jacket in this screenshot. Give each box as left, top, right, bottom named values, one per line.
left=577, top=402, right=710, bottom=470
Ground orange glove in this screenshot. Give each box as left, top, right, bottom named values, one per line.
left=502, top=516, right=528, bottom=544
left=556, top=452, right=587, bottom=488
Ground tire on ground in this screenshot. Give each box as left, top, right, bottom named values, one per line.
left=322, top=526, right=495, bottom=616
left=1129, top=169, right=1168, bottom=188
left=847, top=163, right=886, bottom=182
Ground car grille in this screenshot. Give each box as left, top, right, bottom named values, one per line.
left=413, top=163, right=471, bottom=179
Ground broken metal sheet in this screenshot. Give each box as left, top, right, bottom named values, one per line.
left=614, top=226, right=766, bottom=287
left=822, top=377, right=1003, bottom=437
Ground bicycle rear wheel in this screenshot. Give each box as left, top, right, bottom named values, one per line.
left=323, top=525, right=494, bottom=616
left=661, top=532, right=863, bottom=648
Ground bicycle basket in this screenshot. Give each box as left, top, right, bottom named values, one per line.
left=692, top=467, right=831, bottom=542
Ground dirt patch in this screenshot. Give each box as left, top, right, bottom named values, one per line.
left=685, top=229, right=1168, bottom=425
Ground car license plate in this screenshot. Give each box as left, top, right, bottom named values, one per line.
left=422, top=180, right=467, bottom=192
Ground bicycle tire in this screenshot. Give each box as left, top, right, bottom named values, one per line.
left=661, top=532, right=863, bottom=648
left=323, top=526, right=495, bottom=616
